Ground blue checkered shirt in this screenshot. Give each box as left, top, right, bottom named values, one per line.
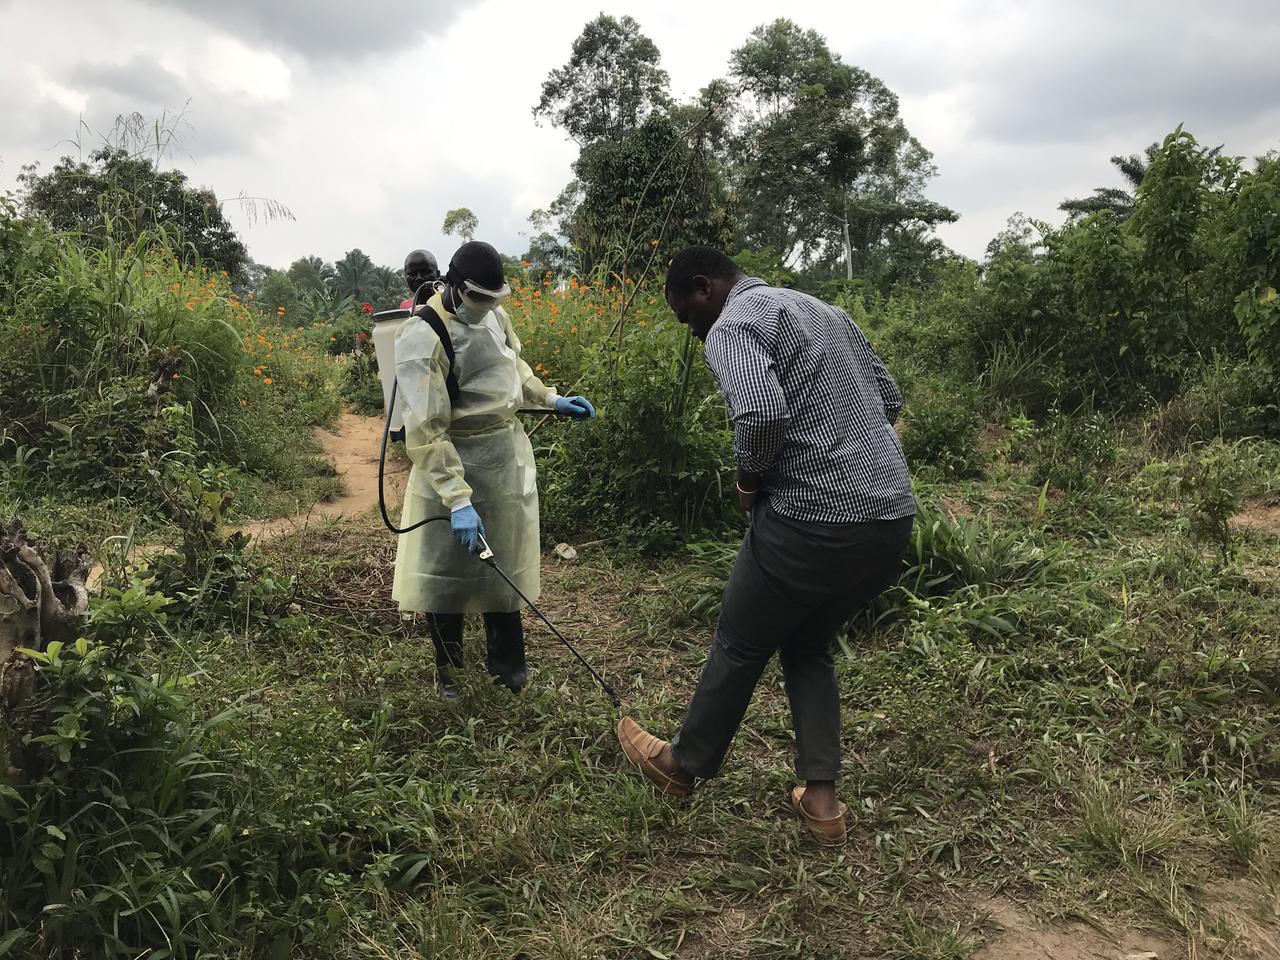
left=703, top=277, right=915, bottom=524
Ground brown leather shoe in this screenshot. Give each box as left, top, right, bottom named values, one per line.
left=790, top=786, right=847, bottom=844
left=616, top=717, right=694, bottom=798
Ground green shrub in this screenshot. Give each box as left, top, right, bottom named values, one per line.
left=1012, top=408, right=1118, bottom=492
left=1138, top=438, right=1253, bottom=564
left=853, top=260, right=985, bottom=379
left=981, top=338, right=1064, bottom=419
left=538, top=320, right=738, bottom=548
left=1148, top=356, right=1279, bottom=447
left=899, top=498, right=1067, bottom=597
left=0, top=585, right=244, bottom=957
left=970, top=130, right=1280, bottom=413
left=899, top=378, right=985, bottom=478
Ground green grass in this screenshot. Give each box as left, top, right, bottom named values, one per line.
left=5, top=433, right=1280, bottom=957
left=136, top=468, right=1280, bottom=955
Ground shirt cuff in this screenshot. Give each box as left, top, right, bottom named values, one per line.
left=545, top=389, right=560, bottom=407
left=449, top=497, right=473, bottom=512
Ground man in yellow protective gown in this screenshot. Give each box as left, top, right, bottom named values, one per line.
left=391, top=241, right=595, bottom=699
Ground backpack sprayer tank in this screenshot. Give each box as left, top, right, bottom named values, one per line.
left=371, top=308, right=411, bottom=437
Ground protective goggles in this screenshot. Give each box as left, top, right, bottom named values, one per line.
left=460, top=277, right=511, bottom=306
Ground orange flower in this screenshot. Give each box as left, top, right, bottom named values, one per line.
left=262, top=377, right=274, bottom=385
left=185, top=300, right=196, bottom=309
left=570, top=326, right=578, bottom=334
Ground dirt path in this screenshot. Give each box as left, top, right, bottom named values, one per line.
left=240, top=414, right=408, bottom=542
left=88, top=414, right=406, bottom=588
left=975, top=898, right=1176, bottom=960
left=1231, top=498, right=1280, bottom=537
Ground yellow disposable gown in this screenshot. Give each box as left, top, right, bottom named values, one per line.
left=391, top=290, right=556, bottom=613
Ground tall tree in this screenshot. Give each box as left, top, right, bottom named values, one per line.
left=521, top=207, right=571, bottom=280
left=533, top=14, right=671, bottom=146
left=333, top=248, right=377, bottom=302
left=260, top=269, right=300, bottom=317
left=442, top=208, right=478, bottom=243
left=1061, top=142, right=1223, bottom=222
left=1060, top=145, right=1158, bottom=221
left=234, top=258, right=272, bottom=300
left=18, top=147, right=248, bottom=278
left=365, top=264, right=407, bottom=311
left=728, top=20, right=954, bottom=280
left=287, top=255, right=336, bottom=296
left=571, top=113, right=736, bottom=276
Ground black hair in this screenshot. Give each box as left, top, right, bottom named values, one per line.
left=445, top=240, right=505, bottom=290
left=664, top=246, right=743, bottom=300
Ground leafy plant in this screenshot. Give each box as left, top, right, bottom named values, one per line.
left=540, top=318, right=738, bottom=547
left=1012, top=408, right=1117, bottom=492
left=899, top=378, right=985, bottom=478
left=1140, top=438, right=1249, bottom=563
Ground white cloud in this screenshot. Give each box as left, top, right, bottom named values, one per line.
left=1, top=0, right=1278, bottom=270
left=199, top=37, right=292, bottom=102
left=30, top=68, right=88, bottom=115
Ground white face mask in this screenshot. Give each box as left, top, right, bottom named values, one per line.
left=454, top=290, right=495, bottom=323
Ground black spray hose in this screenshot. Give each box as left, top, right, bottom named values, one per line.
left=376, top=382, right=620, bottom=707
left=478, top=534, right=621, bottom=708
left=378, top=378, right=442, bottom=535
left=376, top=379, right=578, bottom=535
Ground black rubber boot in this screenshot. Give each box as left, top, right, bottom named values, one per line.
left=483, top=611, right=527, bottom=692
left=428, top=613, right=464, bottom=701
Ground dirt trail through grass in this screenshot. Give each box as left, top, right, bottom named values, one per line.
left=87, top=413, right=406, bottom=588
left=240, top=412, right=408, bottom=541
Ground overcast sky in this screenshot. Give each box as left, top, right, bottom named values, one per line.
left=2, top=0, right=1277, bottom=272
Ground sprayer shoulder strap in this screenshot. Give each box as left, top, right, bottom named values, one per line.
left=416, top=304, right=460, bottom=405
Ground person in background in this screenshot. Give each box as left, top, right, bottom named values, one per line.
left=392, top=241, right=596, bottom=700
left=400, top=249, right=440, bottom=309
left=617, top=246, right=915, bottom=844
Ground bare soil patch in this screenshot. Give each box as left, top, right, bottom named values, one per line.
left=975, top=898, right=1179, bottom=960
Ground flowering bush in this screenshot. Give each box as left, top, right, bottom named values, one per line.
left=0, top=210, right=343, bottom=522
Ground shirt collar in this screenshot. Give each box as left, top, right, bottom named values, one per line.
left=723, top=276, right=768, bottom=313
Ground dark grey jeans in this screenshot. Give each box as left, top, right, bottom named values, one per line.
left=669, top=501, right=913, bottom=781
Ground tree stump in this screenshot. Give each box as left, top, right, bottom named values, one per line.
left=1, top=521, right=90, bottom=715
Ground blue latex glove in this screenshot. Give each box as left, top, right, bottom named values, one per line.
left=450, top=505, right=486, bottom=554
left=554, top=395, right=596, bottom=420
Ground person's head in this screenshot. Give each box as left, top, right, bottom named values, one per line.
left=664, top=246, right=745, bottom=341
left=404, top=249, right=439, bottom=296
left=444, top=240, right=510, bottom=318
